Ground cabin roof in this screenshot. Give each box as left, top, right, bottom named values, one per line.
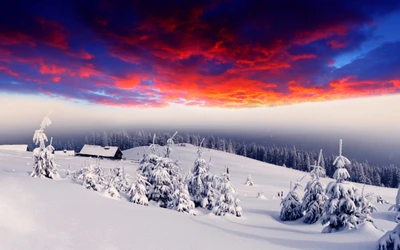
left=79, top=144, right=121, bottom=157
left=0, top=144, right=29, bottom=152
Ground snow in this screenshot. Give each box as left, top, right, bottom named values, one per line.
left=0, top=143, right=398, bottom=250
left=78, top=144, right=121, bottom=158
left=54, top=150, right=75, bottom=156
left=0, top=144, right=29, bottom=152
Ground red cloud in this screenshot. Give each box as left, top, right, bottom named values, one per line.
left=66, top=49, right=95, bottom=60
left=39, top=63, right=68, bottom=75
left=0, top=66, right=19, bottom=77
left=327, top=40, right=348, bottom=49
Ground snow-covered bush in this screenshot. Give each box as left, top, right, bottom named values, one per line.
left=245, top=175, right=254, bottom=186
left=129, top=173, right=149, bottom=206
left=321, top=139, right=362, bottom=233
left=377, top=223, right=400, bottom=250
left=169, top=181, right=196, bottom=215
left=302, top=149, right=327, bottom=224
left=188, top=139, right=220, bottom=210
left=214, top=172, right=242, bottom=217
left=280, top=179, right=304, bottom=221
left=30, top=115, right=59, bottom=179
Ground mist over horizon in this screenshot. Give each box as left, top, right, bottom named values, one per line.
left=1, top=125, right=399, bottom=167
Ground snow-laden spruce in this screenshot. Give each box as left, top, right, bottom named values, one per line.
left=104, top=176, right=121, bottom=199
left=129, top=173, right=149, bottom=206
left=245, top=174, right=254, bottom=186
left=389, top=184, right=400, bottom=222
left=111, top=166, right=131, bottom=194
left=169, top=180, right=197, bottom=215
left=187, top=139, right=220, bottom=210
left=31, top=115, right=59, bottom=179
left=215, top=170, right=242, bottom=217
left=357, top=185, right=377, bottom=225
left=280, top=178, right=304, bottom=221
left=302, top=149, right=327, bottom=224
left=377, top=223, right=400, bottom=250
left=321, top=139, right=362, bottom=233
left=136, top=134, right=181, bottom=208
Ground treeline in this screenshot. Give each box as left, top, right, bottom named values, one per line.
left=41, top=130, right=399, bottom=188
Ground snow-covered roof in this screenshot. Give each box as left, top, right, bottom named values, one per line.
left=0, top=144, right=29, bottom=152
left=78, top=145, right=122, bottom=158
left=54, top=150, right=75, bottom=156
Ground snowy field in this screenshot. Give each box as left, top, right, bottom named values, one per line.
left=0, top=144, right=397, bottom=250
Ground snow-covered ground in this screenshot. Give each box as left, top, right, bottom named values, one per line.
left=0, top=144, right=397, bottom=250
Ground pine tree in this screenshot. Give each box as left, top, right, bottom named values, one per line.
left=215, top=171, right=242, bottom=217
left=302, top=149, right=327, bottom=224
left=129, top=173, right=149, bottom=206
left=280, top=177, right=304, bottom=221
left=377, top=223, right=400, bottom=250
left=245, top=174, right=254, bottom=186
left=321, top=139, right=361, bottom=233
left=164, top=131, right=178, bottom=158
left=188, top=139, right=219, bottom=210
left=31, top=115, right=59, bottom=179
left=357, top=185, right=377, bottom=224
left=169, top=181, right=196, bottom=215
left=104, top=176, right=120, bottom=199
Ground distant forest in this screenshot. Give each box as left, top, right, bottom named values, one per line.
left=37, top=130, right=399, bottom=189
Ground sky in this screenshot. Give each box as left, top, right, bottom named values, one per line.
left=0, top=0, right=400, bottom=163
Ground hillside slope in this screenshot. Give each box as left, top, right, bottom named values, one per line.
left=0, top=144, right=397, bottom=250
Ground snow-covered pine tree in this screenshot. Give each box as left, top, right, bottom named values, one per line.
left=188, top=139, right=220, bottom=210
left=169, top=181, right=196, bottom=215
left=112, top=166, right=131, bottom=193
left=164, top=131, right=178, bottom=158
left=129, top=173, right=149, bottom=206
left=245, top=174, right=254, bottom=186
left=389, top=184, right=400, bottom=213
left=280, top=177, right=305, bottom=221
left=302, top=149, right=327, bottom=224
left=356, top=185, right=377, bottom=225
left=332, top=139, right=351, bottom=182
left=31, top=115, right=59, bottom=179
left=215, top=170, right=242, bottom=217
left=377, top=223, right=400, bottom=250
left=321, top=139, right=361, bottom=233
left=148, top=160, right=175, bottom=207
left=104, top=176, right=120, bottom=199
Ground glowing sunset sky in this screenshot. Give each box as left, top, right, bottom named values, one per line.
left=0, top=0, right=400, bottom=108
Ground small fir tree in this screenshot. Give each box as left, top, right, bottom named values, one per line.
left=302, top=149, right=327, bottom=224
left=188, top=139, right=219, bottom=210
left=245, top=175, right=254, bottom=186
left=169, top=181, right=196, bottom=215
left=280, top=178, right=304, bottom=221
left=215, top=171, right=242, bottom=217
left=31, top=115, right=59, bottom=179
left=129, top=173, right=149, bottom=206
left=377, top=223, right=400, bottom=250
left=321, top=139, right=361, bottom=233
left=164, top=131, right=178, bottom=158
